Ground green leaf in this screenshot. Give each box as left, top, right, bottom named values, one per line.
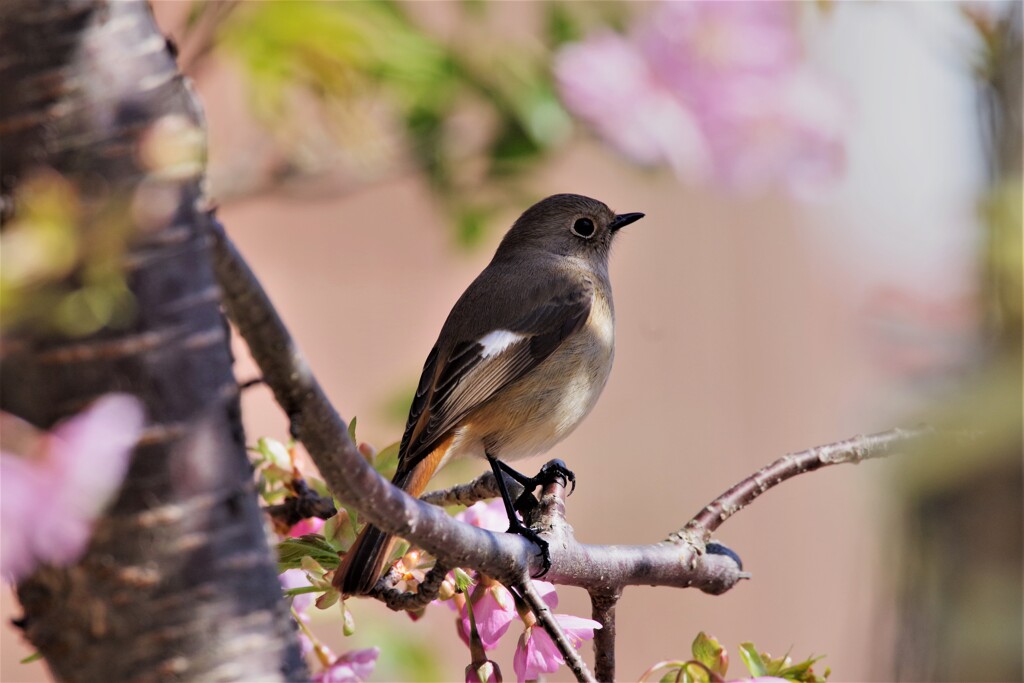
left=347, top=416, right=358, bottom=444
left=19, top=652, right=42, bottom=664
left=489, top=120, right=544, bottom=173
left=373, top=441, right=401, bottom=480
left=739, top=643, right=768, bottom=678
left=691, top=632, right=728, bottom=676
left=277, top=535, right=340, bottom=571
left=315, top=589, right=339, bottom=610
left=307, top=475, right=332, bottom=500
left=455, top=205, right=490, bottom=249
left=779, top=654, right=828, bottom=682
left=545, top=2, right=582, bottom=46
left=680, top=661, right=709, bottom=683
left=339, top=502, right=360, bottom=533
left=322, top=509, right=357, bottom=550
left=299, top=555, right=325, bottom=578
left=255, top=437, right=290, bottom=469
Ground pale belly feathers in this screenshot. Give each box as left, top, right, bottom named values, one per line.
left=445, top=292, right=615, bottom=465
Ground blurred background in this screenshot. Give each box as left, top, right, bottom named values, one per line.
left=4, top=2, right=1020, bottom=681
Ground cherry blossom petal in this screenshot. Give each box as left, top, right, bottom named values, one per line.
left=512, top=615, right=602, bottom=682
left=314, top=647, right=380, bottom=683
left=555, top=0, right=846, bottom=198
left=462, top=584, right=518, bottom=650
left=279, top=568, right=315, bottom=615
left=534, top=580, right=558, bottom=610
left=288, top=516, right=326, bottom=537
left=1, top=394, right=144, bottom=581
left=455, top=500, right=508, bottom=532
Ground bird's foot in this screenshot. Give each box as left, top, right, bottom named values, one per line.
left=498, top=459, right=576, bottom=515
left=534, top=458, right=576, bottom=494
left=506, top=517, right=552, bottom=578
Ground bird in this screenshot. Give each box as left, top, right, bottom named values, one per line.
left=334, top=193, right=644, bottom=596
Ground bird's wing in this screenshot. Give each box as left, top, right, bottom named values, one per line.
left=395, top=276, right=594, bottom=477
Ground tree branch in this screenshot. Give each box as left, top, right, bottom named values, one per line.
left=674, top=426, right=937, bottom=543
left=590, top=589, right=621, bottom=683
left=420, top=471, right=501, bottom=507
left=369, top=561, right=452, bottom=612
left=209, top=222, right=935, bottom=681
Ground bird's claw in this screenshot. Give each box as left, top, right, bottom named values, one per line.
left=506, top=519, right=552, bottom=578
left=536, top=459, right=576, bottom=495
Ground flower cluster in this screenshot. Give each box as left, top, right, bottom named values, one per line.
left=263, top=435, right=832, bottom=682
left=257, top=435, right=377, bottom=682
left=555, top=2, right=846, bottom=199
left=450, top=501, right=602, bottom=683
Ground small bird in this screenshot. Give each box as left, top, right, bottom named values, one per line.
left=335, top=193, right=644, bottom=596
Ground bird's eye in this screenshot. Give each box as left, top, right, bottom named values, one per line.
left=571, top=217, right=596, bottom=238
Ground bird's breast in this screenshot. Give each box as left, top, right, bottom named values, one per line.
left=464, top=289, right=615, bottom=462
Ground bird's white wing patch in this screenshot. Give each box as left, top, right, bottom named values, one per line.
left=477, top=329, right=526, bottom=358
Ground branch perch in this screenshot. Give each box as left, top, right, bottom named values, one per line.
left=369, top=561, right=452, bottom=612
left=590, top=590, right=621, bottom=683
left=209, top=221, right=934, bottom=681
left=420, top=471, right=502, bottom=507
left=674, top=426, right=937, bottom=543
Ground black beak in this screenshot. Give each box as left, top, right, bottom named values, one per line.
left=609, top=212, right=645, bottom=232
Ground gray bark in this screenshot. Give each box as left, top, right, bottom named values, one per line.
left=0, top=1, right=306, bottom=680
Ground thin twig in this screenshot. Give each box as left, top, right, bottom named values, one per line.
left=369, top=562, right=452, bottom=612
left=590, top=590, right=620, bottom=682
left=517, top=579, right=597, bottom=683
left=420, top=471, right=501, bottom=507
left=673, top=426, right=936, bottom=543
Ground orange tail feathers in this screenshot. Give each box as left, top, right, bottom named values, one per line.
left=334, top=437, right=452, bottom=596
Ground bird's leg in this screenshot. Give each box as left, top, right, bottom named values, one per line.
left=487, top=454, right=552, bottom=578
left=496, top=458, right=576, bottom=514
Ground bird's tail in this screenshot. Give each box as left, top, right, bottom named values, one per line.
left=334, top=437, right=453, bottom=596
left=335, top=521, right=398, bottom=597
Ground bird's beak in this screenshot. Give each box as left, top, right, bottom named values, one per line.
left=608, top=212, right=645, bottom=232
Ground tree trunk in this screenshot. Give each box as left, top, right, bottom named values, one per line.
left=0, top=1, right=306, bottom=680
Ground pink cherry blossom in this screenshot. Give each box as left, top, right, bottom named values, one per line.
left=555, top=32, right=711, bottom=179
left=279, top=568, right=316, bottom=654
left=455, top=499, right=509, bottom=532
left=533, top=580, right=558, bottom=609
left=288, top=516, right=326, bottom=537
left=279, top=568, right=316, bottom=615
left=512, top=614, right=601, bottom=683
left=1, top=394, right=144, bottom=581
left=461, top=582, right=518, bottom=650
left=554, top=1, right=846, bottom=197
left=313, top=647, right=380, bottom=683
